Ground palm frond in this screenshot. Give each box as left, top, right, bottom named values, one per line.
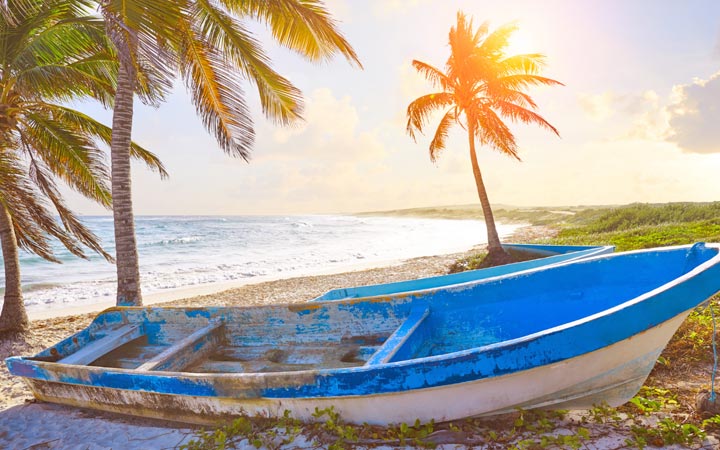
left=483, top=83, right=537, bottom=109
left=47, top=104, right=168, bottom=178
left=449, top=12, right=481, bottom=63
left=29, top=158, right=113, bottom=261
left=405, top=92, right=453, bottom=141
left=100, top=1, right=178, bottom=106
left=0, top=151, right=61, bottom=262
left=493, top=100, right=560, bottom=136
left=193, top=0, right=303, bottom=124
left=99, top=0, right=185, bottom=48
left=478, top=21, right=517, bottom=58
left=497, top=74, right=564, bottom=90
left=20, top=110, right=112, bottom=206
left=16, top=58, right=118, bottom=105
left=412, top=60, right=452, bottom=91
left=224, top=0, right=362, bottom=67
left=498, top=53, right=546, bottom=75
left=429, top=108, right=456, bottom=162
left=179, top=27, right=254, bottom=160
left=474, top=106, right=520, bottom=160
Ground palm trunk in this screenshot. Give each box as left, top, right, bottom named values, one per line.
left=0, top=204, right=29, bottom=332
left=467, top=122, right=506, bottom=257
left=110, top=51, right=142, bottom=306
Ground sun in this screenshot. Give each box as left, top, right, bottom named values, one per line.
left=505, top=28, right=535, bottom=55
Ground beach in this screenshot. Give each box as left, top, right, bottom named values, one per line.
left=0, top=242, right=495, bottom=410
left=0, top=223, right=552, bottom=448
left=2, top=223, right=718, bottom=449
left=11, top=215, right=510, bottom=319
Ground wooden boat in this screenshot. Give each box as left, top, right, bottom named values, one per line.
left=7, top=243, right=720, bottom=426
left=313, top=243, right=615, bottom=301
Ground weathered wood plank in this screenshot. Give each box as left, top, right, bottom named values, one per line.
left=364, top=305, right=429, bottom=366
left=136, top=320, right=224, bottom=372
left=59, top=325, right=143, bottom=366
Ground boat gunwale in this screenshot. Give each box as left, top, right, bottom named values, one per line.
left=314, top=244, right=615, bottom=301
left=8, top=244, right=720, bottom=385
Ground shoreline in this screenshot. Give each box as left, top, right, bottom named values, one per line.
left=17, top=214, right=512, bottom=321
left=0, top=248, right=484, bottom=413
left=0, top=224, right=562, bottom=449
left=26, top=221, right=532, bottom=321
left=26, top=249, right=479, bottom=321
left=1, top=225, right=550, bottom=410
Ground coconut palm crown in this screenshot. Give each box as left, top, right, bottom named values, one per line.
left=96, top=0, right=362, bottom=306
left=0, top=0, right=166, bottom=332
left=406, top=12, right=562, bottom=263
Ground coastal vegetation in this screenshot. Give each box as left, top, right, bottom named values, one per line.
left=367, top=202, right=720, bottom=251
left=0, top=0, right=161, bottom=333
left=98, top=0, right=362, bottom=306
left=406, top=11, right=562, bottom=266
left=176, top=201, right=720, bottom=449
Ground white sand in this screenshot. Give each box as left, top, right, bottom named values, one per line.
left=2, top=403, right=717, bottom=449
left=5, top=225, right=717, bottom=449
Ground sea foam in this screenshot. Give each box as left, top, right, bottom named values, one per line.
left=1, top=215, right=521, bottom=313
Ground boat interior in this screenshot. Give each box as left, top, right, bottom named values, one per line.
left=25, top=244, right=719, bottom=375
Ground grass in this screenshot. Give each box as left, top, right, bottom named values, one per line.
left=540, top=202, right=720, bottom=251
left=443, top=201, right=720, bottom=447
left=184, top=202, right=720, bottom=449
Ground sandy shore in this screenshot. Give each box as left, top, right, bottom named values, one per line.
left=9, top=224, right=715, bottom=449
left=0, top=243, right=492, bottom=410
left=0, top=226, right=556, bottom=448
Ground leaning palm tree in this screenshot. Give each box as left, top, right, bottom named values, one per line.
left=0, top=0, right=166, bottom=332
left=96, top=0, right=362, bottom=306
left=407, top=12, right=562, bottom=264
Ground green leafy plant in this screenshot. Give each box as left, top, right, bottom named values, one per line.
left=628, top=417, right=705, bottom=448
left=587, top=402, right=622, bottom=424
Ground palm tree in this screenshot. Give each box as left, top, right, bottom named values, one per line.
left=406, top=12, right=562, bottom=264
left=97, top=0, right=362, bottom=306
left=0, top=0, right=166, bottom=332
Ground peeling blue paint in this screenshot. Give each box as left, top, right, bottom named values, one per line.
left=6, top=244, right=720, bottom=420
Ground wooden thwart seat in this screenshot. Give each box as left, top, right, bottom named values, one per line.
left=59, top=325, right=143, bottom=366
left=364, top=304, right=429, bottom=366
left=137, top=320, right=224, bottom=372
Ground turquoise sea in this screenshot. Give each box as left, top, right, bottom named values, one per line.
left=1, top=215, right=520, bottom=314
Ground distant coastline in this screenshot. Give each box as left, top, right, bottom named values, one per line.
left=356, top=203, right=592, bottom=223
left=356, top=201, right=720, bottom=225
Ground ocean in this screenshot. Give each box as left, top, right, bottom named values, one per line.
left=1, top=215, right=521, bottom=314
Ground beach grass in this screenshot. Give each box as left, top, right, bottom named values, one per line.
left=372, top=202, right=720, bottom=252
left=5, top=203, right=720, bottom=448
left=176, top=203, right=720, bottom=448
left=543, top=202, right=720, bottom=251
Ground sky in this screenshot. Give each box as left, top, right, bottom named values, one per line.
left=65, top=0, right=720, bottom=215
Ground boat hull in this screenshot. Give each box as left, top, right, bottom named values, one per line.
left=19, top=311, right=687, bottom=425
left=7, top=243, right=720, bottom=425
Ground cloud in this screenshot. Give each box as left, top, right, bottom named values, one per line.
left=665, top=71, right=720, bottom=153
left=577, top=92, right=616, bottom=121
left=577, top=90, right=659, bottom=122
left=238, top=89, right=397, bottom=212
left=266, top=88, right=384, bottom=162
left=590, top=72, right=720, bottom=153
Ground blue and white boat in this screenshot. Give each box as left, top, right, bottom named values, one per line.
left=7, top=243, right=720, bottom=425
left=314, top=243, right=614, bottom=301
